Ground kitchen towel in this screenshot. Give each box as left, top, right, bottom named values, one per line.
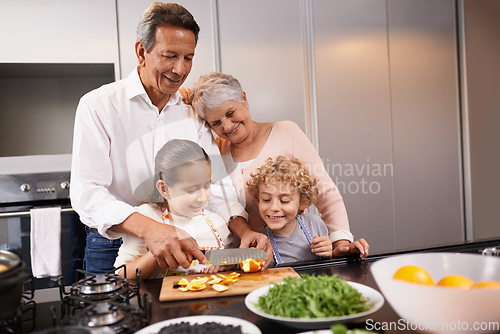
left=30, top=206, right=62, bottom=277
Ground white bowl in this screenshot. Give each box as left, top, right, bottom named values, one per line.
left=370, top=252, right=500, bottom=333
left=245, top=281, right=384, bottom=330
left=135, top=315, right=261, bottom=334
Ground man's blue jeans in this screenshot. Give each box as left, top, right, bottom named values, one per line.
left=84, top=231, right=122, bottom=274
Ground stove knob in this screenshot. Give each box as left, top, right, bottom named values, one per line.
left=20, top=183, right=31, bottom=192
left=60, top=181, right=70, bottom=190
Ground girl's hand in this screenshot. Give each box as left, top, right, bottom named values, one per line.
left=310, top=235, right=333, bottom=258
left=332, top=238, right=369, bottom=260
left=203, top=265, right=226, bottom=274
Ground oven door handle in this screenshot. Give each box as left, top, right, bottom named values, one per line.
left=0, top=207, right=75, bottom=218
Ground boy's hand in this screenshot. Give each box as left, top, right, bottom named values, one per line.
left=310, top=235, right=333, bottom=258
left=332, top=238, right=369, bottom=260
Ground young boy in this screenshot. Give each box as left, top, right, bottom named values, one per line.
left=247, top=156, right=333, bottom=266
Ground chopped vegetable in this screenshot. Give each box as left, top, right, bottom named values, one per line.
left=256, top=274, right=370, bottom=318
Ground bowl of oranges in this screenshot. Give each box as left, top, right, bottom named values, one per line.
left=370, top=252, right=500, bottom=333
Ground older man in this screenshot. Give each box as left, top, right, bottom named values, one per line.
left=70, top=2, right=271, bottom=274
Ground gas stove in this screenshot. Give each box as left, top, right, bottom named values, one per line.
left=59, top=269, right=134, bottom=303
left=32, top=266, right=151, bottom=334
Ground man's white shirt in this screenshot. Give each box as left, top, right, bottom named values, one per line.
left=70, top=68, right=246, bottom=239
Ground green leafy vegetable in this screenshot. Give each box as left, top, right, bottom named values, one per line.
left=331, top=323, right=349, bottom=334
left=256, top=274, right=369, bottom=318
left=329, top=324, right=377, bottom=334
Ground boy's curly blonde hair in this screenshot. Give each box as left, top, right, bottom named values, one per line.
left=247, top=156, right=318, bottom=214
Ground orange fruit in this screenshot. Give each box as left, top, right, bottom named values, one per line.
left=208, top=276, right=222, bottom=285
left=240, top=258, right=262, bottom=273
left=471, top=281, right=500, bottom=289
left=178, top=278, right=189, bottom=287
left=212, top=284, right=229, bottom=292
left=393, top=265, right=434, bottom=285
left=436, top=275, right=474, bottom=289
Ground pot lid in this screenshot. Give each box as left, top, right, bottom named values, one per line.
left=0, top=250, right=21, bottom=273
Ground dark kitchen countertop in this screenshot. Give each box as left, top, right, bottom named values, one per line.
left=139, top=260, right=383, bottom=334
left=136, top=237, right=500, bottom=334
left=30, top=237, right=500, bottom=333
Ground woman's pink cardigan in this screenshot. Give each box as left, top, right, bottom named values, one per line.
left=217, top=120, right=353, bottom=243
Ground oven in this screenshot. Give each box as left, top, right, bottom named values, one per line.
left=0, top=172, right=86, bottom=290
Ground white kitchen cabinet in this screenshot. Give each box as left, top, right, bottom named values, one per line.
left=387, top=0, right=463, bottom=250
left=0, top=0, right=119, bottom=75
left=313, top=0, right=463, bottom=253
left=312, top=0, right=396, bottom=253
left=217, top=0, right=307, bottom=129
left=461, top=0, right=500, bottom=240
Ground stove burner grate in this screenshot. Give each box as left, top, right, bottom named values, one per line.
left=56, top=266, right=151, bottom=334
left=59, top=268, right=132, bottom=302
left=0, top=296, right=36, bottom=334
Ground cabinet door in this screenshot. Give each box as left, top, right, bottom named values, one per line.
left=462, top=0, right=500, bottom=240
left=388, top=0, right=463, bottom=249
left=0, top=0, right=118, bottom=68
left=116, top=0, right=216, bottom=83
left=314, top=0, right=463, bottom=253
left=313, top=0, right=395, bottom=253
left=217, top=0, right=306, bottom=128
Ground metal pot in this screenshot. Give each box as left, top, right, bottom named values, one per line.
left=0, top=250, right=26, bottom=319
left=0, top=249, right=21, bottom=273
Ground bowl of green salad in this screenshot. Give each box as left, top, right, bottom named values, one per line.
left=244, top=274, right=384, bottom=330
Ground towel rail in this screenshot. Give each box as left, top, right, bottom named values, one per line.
left=0, top=207, right=75, bottom=218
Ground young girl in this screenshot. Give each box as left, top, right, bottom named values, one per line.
left=247, top=156, right=332, bottom=266
left=114, top=139, right=232, bottom=279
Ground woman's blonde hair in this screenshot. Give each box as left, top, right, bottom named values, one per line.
left=247, top=156, right=318, bottom=214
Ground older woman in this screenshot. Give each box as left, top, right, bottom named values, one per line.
left=190, top=72, right=369, bottom=259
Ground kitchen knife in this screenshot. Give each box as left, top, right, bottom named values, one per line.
left=203, top=248, right=267, bottom=266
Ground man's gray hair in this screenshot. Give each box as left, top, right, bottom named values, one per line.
left=190, top=72, right=245, bottom=119
left=137, top=2, right=200, bottom=53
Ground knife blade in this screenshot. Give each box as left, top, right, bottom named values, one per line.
left=203, top=248, right=267, bottom=266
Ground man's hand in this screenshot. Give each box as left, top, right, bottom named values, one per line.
left=114, top=212, right=206, bottom=269
left=144, top=224, right=207, bottom=269
left=310, top=235, right=333, bottom=258
left=332, top=238, right=369, bottom=260
left=239, top=230, right=273, bottom=269
left=228, top=216, right=273, bottom=269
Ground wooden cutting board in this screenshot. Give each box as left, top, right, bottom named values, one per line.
left=159, top=267, right=300, bottom=302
